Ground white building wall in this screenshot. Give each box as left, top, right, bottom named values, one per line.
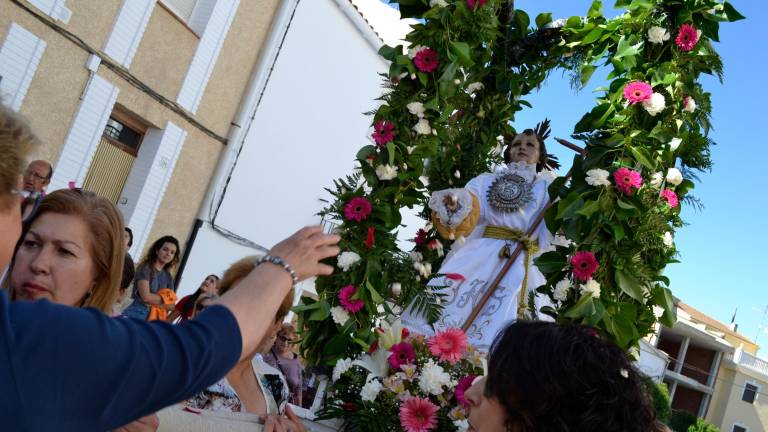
left=102, top=0, right=157, bottom=68
left=0, top=23, right=47, bottom=112
left=25, top=0, right=71, bottom=23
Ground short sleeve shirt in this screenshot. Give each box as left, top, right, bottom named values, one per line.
left=132, top=264, right=175, bottom=301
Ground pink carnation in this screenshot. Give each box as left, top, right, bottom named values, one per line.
left=623, top=81, right=653, bottom=104
left=399, top=397, right=439, bottom=432
left=338, top=285, right=364, bottom=313
left=344, top=196, right=372, bottom=222
left=428, top=328, right=468, bottom=364
left=613, top=167, right=642, bottom=195
left=661, top=189, right=679, bottom=208
left=570, top=251, right=599, bottom=282
left=676, top=24, right=699, bottom=52
left=413, top=48, right=440, bottom=73
left=455, top=375, right=476, bottom=408
left=372, top=120, right=395, bottom=147
left=467, top=0, right=487, bottom=9
left=388, top=342, right=416, bottom=370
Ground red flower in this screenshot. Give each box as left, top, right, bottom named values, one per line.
left=455, top=375, right=476, bottom=408
left=388, top=342, right=416, bottom=370
left=414, top=229, right=428, bottom=246
left=365, top=226, right=375, bottom=249
left=342, top=402, right=358, bottom=412
left=413, top=48, right=439, bottom=73
left=372, top=120, right=395, bottom=147
left=402, top=327, right=410, bottom=339
left=445, top=273, right=465, bottom=281
left=344, top=197, right=372, bottom=222
left=467, top=0, right=487, bottom=10
left=570, top=251, right=599, bottom=282
left=368, top=339, right=379, bottom=354
left=676, top=24, right=699, bottom=52
left=661, top=189, right=679, bottom=208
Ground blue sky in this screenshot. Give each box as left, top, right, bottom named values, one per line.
left=383, top=1, right=768, bottom=348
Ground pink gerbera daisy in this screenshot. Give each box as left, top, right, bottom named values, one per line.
left=661, top=189, right=679, bottom=208
left=399, top=397, right=439, bottom=432
left=623, top=81, right=653, bottom=104
left=613, top=167, right=643, bottom=195
left=343, top=196, right=372, bottom=222
left=676, top=24, right=699, bottom=52
left=371, top=120, right=395, bottom=147
left=413, top=48, right=440, bottom=73
left=467, top=0, right=487, bottom=9
left=428, top=328, right=468, bottom=364
left=388, top=342, right=416, bottom=370
left=455, top=375, right=476, bottom=408
left=338, top=285, right=364, bottom=313
left=570, top=251, right=599, bottom=282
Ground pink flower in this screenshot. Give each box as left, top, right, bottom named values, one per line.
left=467, top=0, right=487, bottom=9
left=613, top=167, right=642, bottom=195
left=661, top=189, right=679, bottom=208
left=455, top=375, right=476, bottom=408
left=428, top=328, right=468, bottom=364
left=414, top=229, right=428, bottom=246
left=399, top=396, right=439, bottom=432
left=338, top=285, right=364, bottom=313
left=344, top=197, right=372, bottom=222
left=623, top=81, right=653, bottom=104
left=445, top=273, right=465, bottom=281
left=372, top=120, right=395, bottom=147
left=388, top=342, right=416, bottom=370
left=676, top=24, right=699, bottom=52
left=570, top=251, right=599, bottom=282
left=413, top=48, right=440, bottom=73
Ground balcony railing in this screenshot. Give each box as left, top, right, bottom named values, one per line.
left=726, top=349, right=768, bottom=377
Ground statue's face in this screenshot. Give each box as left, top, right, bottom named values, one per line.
left=508, top=133, right=540, bottom=165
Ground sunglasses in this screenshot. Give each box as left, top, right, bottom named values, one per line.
left=277, top=334, right=295, bottom=343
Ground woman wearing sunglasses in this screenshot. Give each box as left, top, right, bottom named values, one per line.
left=265, top=324, right=303, bottom=406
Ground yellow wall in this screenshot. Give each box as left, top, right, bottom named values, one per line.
left=708, top=364, right=768, bottom=431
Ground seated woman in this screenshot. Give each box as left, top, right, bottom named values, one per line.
left=463, top=321, right=657, bottom=432
left=167, top=274, right=219, bottom=323
left=122, top=235, right=180, bottom=320
left=265, top=323, right=303, bottom=407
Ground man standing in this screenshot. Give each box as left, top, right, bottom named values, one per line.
left=22, top=159, right=52, bottom=196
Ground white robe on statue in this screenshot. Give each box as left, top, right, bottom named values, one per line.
left=402, top=162, right=556, bottom=350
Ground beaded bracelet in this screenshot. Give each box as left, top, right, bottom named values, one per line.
left=255, top=255, right=299, bottom=288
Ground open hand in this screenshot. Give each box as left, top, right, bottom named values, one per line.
left=269, top=226, right=340, bottom=281
left=262, top=406, right=307, bottom=432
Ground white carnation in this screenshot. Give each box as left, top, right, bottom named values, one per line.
left=465, top=82, right=484, bottom=94
left=669, top=137, right=682, bottom=151
left=553, top=279, right=573, bottom=302
left=647, top=26, right=671, bottom=44
left=650, top=172, right=664, bottom=189
left=683, top=97, right=697, bottom=113
left=663, top=231, right=674, bottom=247
left=331, top=306, right=350, bottom=326
left=585, top=168, right=611, bottom=187
left=407, top=101, right=426, bottom=118
left=332, top=357, right=353, bottom=382
left=665, top=168, right=683, bottom=186
left=376, top=164, right=399, bottom=181
left=581, top=279, right=601, bottom=299
left=391, top=282, right=402, bottom=297
left=454, top=420, right=470, bottom=432
left=642, top=92, right=666, bottom=116
left=337, top=251, right=361, bottom=271
left=429, top=0, right=448, bottom=7
left=419, top=360, right=453, bottom=395
left=360, top=379, right=383, bottom=402
left=413, top=119, right=432, bottom=135
left=408, top=45, right=425, bottom=59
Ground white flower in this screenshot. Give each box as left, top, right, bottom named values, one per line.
left=419, top=360, right=453, bottom=395
left=454, top=170, right=461, bottom=179
left=413, top=118, right=432, bottom=135
left=663, top=231, right=674, bottom=247
left=376, top=164, right=399, bottom=181
left=653, top=305, right=665, bottom=318
left=429, top=0, right=448, bottom=7
left=650, top=172, right=664, bottom=189
left=665, top=168, right=683, bottom=186
left=551, top=235, right=574, bottom=248
left=408, top=45, right=425, bottom=59
left=642, top=92, right=666, bottom=116
left=331, top=306, right=350, bottom=326
left=647, top=26, right=671, bottom=44
left=414, top=261, right=432, bottom=279
left=454, top=420, right=470, bottom=432
left=406, top=102, right=426, bottom=118
left=669, top=137, right=682, bottom=151
left=465, top=82, right=484, bottom=94
left=553, top=279, right=573, bottom=302
left=683, top=97, right=697, bottom=113
left=407, top=146, right=416, bottom=154
left=360, top=379, right=383, bottom=402
left=409, top=251, right=423, bottom=262
left=391, top=282, right=402, bottom=297
left=337, top=251, right=361, bottom=271
left=332, top=357, right=353, bottom=381
left=419, top=175, right=430, bottom=187
left=585, top=168, right=611, bottom=187
left=581, top=279, right=601, bottom=299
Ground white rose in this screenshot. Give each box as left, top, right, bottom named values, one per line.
left=642, top=92, right=666, bottom=116
left=647, top=26, right=671, bottom=44
left=669, top=138, right=682, bottom=151
left=406, top=102, right=426, bottom=118
left=429, top=0, right=448, bottom=7
left=684, top=97, right=697, bottom=113
left=553, top=279, right=573, bottom=302
left=585, top=168, right=611, bottom=187
left=650, top=172, right=664, bottom=189
left=376, top=164, right=399, bottom=181
left=331, top=306, right=350, bottom=326
left=665, top=168, right=683, bottom=186
left=360, top=379, right=383, bottom=402
left=413, top=119, right=432, bottom=135
left=581, top=279, right=601, bottom=299
left=418, top=360, right=453, bottom=395
left=391, top=282, right=402, bottom=297
left=332, top=357, right=353, bottom=381
left=465, top=82, right=484, bottom=94
left=663, top=231, right=674, bottom=247
left=337, top=251, right=361, bottom=271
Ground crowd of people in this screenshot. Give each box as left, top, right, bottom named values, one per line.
left=0, top=101, right=668, bottom=432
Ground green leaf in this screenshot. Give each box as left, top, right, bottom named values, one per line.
left=448, top=42, right=474, bottom=67
left=386, top=142, right=396, bottom=165
left=577, top=199, right=601, bottom=218
left=629, top=146, right=657, bottom=170
left=610, top=222, right=625, bottom=241
left=397, top=0, right=430, bottom=19
left=580, top=65, right=598, bottom=87
left=565, top=16, right=583, bottom=29
left=651, top=286, right=676, bottom=327
left=587, top=0, right=603, bottom=19
left=614, top=35, right=643, bottom=59
left=564, top=294, right=597, bottom=319
left=615, top=270, right=645, bottom=302
left=377, top=44, right=400, bottom=61
left=676, top=179, right=695, bottom=196
left=439, top=60, right=460, bottom=84
left=534, top=251, right=568, bottom=273
left=365, top=280, right=384, bottom=304
left=309, top=301, right=331, bottom=321
left=556, top=192, right=584, bottom=219
left=723, top=2, right=746, bottom=22
left=535, top=12, right=553, bottom=28
left=616, top=199, right=636, bottom=210
left=574, top=103, right=614, bottom=133
left=356, top=145, right=376, bottom=162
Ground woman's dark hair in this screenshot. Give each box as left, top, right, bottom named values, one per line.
left=120, top=253, right=135, bottom=291
left=486, top=321, right=656, bottom=432
left=124, top=227, right=134, bottom=248
left=181, top=274, right=219, bottom=318
left=139, top=235, right=180, bottom=272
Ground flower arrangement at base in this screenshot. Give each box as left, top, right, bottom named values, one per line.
left=320, top=321, right=484, bottom=432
